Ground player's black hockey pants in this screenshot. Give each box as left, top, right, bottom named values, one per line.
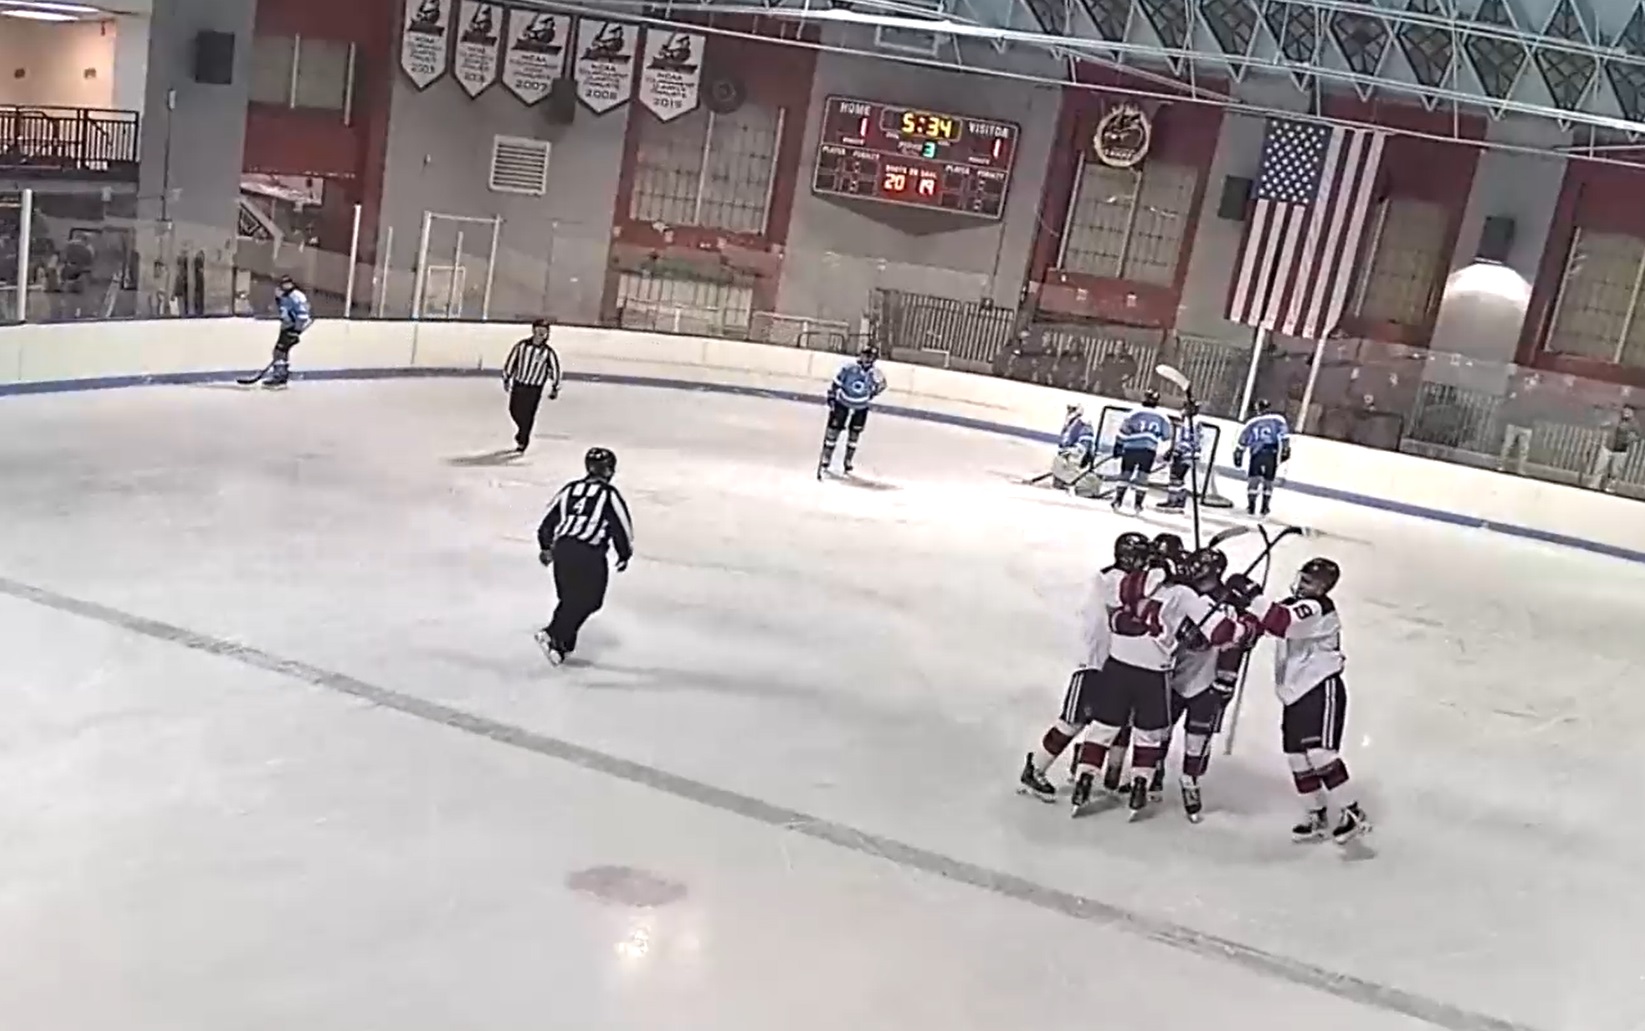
left=509, top=384, right=543, bottom=448
left=546, top=537, right=608, bottom=653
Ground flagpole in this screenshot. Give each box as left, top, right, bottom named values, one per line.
left=1296, top=336, right=1327, bottom=433
left=1237, top=325, right=1266, bottom=420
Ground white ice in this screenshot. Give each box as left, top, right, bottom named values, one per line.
left=0, top=375, right=1640, bottom=1031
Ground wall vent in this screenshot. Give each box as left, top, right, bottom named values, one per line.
left=489, top=135, right=551, bottom=196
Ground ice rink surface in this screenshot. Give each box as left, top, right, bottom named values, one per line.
left=0, top=376, right=1641, bottom=1031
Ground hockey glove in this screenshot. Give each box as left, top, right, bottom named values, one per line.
left=1111, top=441, right=1124, bottom=459
left=1221, top=573, right=1260, bottom=611
left=538, top=549, right=553, bottom=567
left=616, top=557, right=629, bottom=572
left=1280, top=443, right=1292, bottom=462
left=1232, top=447, right=1245, bottom=468
left=1182, top=398, right=1199, bottom=418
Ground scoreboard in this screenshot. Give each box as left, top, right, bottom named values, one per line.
left=810, top=96, right=1020, bottom=220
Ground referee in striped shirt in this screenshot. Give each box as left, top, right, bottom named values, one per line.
left=502, top=318, right=563, bottom=453
left=534, top=446, right=634, bottom=665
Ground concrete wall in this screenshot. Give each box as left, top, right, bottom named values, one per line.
left=137, top=0, right=257, bottom=243
left=376, top=70, right=628, bottom=324
left=112, top=14, right=151, bottom=116
left=0, top=18, right=117, bottom=109
left=775, top=33, right=1063, bottom=322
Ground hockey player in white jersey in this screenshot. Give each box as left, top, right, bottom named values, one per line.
left=1222, top=557, right=1370, bottom=843
left=1066, top=548, right=1247, bottom=817
left=1018, top=531, right=1153, bottom=802
left=1162, top=547, right=1258, bottom=821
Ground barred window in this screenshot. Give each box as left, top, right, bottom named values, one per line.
left=250, top=35, right=296, bottom=106
left=249, top=35, right=355, bottom=118
left=615, top=271, right=754, bottom=335
left=1058, top=158, right=1198, bottom=286
left=1354, top=198, right=1449, bottom=326
left=628, top=104, right=782, bottom=235
left=1545, top=227, right=1645, bottom=367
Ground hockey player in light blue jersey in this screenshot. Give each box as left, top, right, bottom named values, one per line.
left=1232, top=399, right=1292, bottom=516
left=257, top=275, right=312, bottom=388
left=1158, top=418, right=1206, bottom=512
left=1049, top=403, right=1097, bottom=491
left=1110, top=389, right=1171, bottom=513
left=818, top=344, right=888, bottom=478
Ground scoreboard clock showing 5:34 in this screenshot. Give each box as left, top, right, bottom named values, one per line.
left=811, top=96, right=1020, bottom=220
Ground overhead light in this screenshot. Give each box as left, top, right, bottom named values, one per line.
left=1, top=9, right=80, bottom=18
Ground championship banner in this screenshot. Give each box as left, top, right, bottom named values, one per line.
left=574, top=20, right=639, bottom=115
left=638, top=30, right=703, bottom=122
left=502, top=9, right=571, bottom=105
left=400, top=0, right=454, bottom=90
left=453, top=1, right=503, bottom=97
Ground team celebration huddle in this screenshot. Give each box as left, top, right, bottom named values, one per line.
left=1017, top=526, right=1368, bottom=845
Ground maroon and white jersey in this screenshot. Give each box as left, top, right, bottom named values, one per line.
left=1074, top=567, right=1140, bottom=669
left=1247, top=594, right=1346, bottom=704
left=1108, top=572, right=1239, bottom=672
left=1169, top=612, right=1259, bottom=697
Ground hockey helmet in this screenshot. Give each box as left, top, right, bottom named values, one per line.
left=859, top=344, right=880, bottom=365
left=277, top=274, right=297, bottom=293
left=1182, top=548, right=1228, bottom=591
left=1143, top=389, right=1160, bottom=407
left=1254, top=398, right=1272, bottom=414
left=1113, top=531, right=1152, bottom=572
left=585, top=446, right=618, bottom=480
left=1066, top=402, right=1084, bottom=419
left=1294, top=556, right=1340, bottom=598
left=1150, top=532, right=1184, bottom=570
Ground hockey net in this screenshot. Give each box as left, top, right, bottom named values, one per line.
left=1089, top=404, right=1240, bottom=509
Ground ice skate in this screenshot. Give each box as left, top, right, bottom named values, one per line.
left=1132, top=494, right=1144, bottom=514
left=1181, top=778, right=1204, bottom=823
left=1069, top=771, right=1097, bottom=816
left=842, top=456, right=855, bottom=476
left=1331, top=803, right=1371, bottom=844
left=1291, top=808, right=1329, bottom=843
left=1148, top=763, right=1166, bottom=801
left=1102, top=756, right=1125, bottom=794
left=1110, top=490, right=1125, bottom=512
left=1126, top=775, right=1150, bottom=819
left=533, top=629, right=565, bottom=666
left=1018, top=754, right=1057, bottom=803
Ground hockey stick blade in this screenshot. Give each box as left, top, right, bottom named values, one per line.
left=1207, top=525, right=1254, bottom=549
left=237, top=363, right=274, bottom=385
left=1154, top=364, right=1191, bottom=392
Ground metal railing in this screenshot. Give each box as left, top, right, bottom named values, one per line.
left=0, top=105, right=140, bottom=178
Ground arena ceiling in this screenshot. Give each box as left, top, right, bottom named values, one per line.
left=541, top=0, right=1645, bottom=160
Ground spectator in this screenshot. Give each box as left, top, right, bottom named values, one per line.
left=1592, top=406, right=1640, bottom=493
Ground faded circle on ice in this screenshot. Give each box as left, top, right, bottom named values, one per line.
left=565, top=865, right=688, bottom=908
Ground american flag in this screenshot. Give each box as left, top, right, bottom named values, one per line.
left=1226, top=119, right=1386, bottom=340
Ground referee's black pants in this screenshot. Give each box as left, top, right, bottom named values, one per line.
left=509, top=384, right=544, bottom=449
left=546, top=537, right=608, bottom=653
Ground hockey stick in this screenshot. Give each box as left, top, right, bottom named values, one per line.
left=237, top=362, right=274, bottom=386
left=1219, top=523, right=1301, bottom=755
left=1154, top=364, right=1203, bottom=552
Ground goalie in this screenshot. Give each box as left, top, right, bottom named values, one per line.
left=1049, top=404, right=1099, bottom=495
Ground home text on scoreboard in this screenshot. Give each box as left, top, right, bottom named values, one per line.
left=810, top=96, right=1020, bottom=220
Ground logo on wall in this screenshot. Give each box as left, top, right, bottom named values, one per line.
left=574, top=20, right=639, bottom=114
left=454, top=1, right=503, bottom=97
left=502, top=9, right=571, bottom=105
left=1092, top=103, right=1152, bottom=168
left=638, top=30, right=704, bottom=123
left=400, top=0, right=454, bottom=90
